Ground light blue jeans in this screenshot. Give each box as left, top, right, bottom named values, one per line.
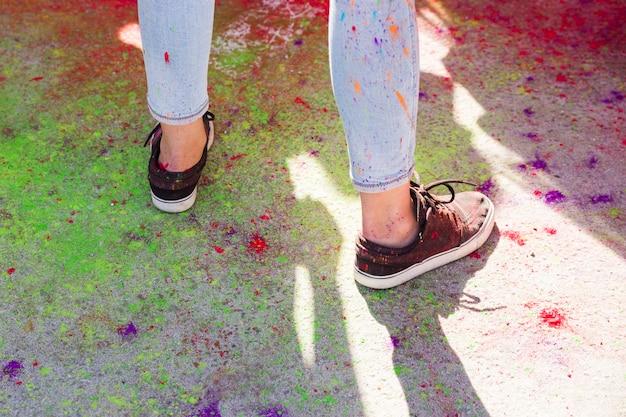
left=138, top=0, right=419, bottom=193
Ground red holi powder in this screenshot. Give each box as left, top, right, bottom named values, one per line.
left=213, top=246, right=225, bottom=254
left=544, top=227, right=557, bottom=235
left=30, top=76, right=43, bottom=82
left=501, top=230, right=525, bottom=246
left=248, top=234, right=267, bottom=253
left=294, top=96, right=311, bottom=109
left=164, top=51, right=170, bottom=63
left=259, top=214, right=271, bottom=221
left=540, top=308, right=566, bottom=328
left=7, top=267, right=16, bottom=275
left=230, top=154, right=247, bottom=161
left=468, top=251, right=481, bottom=259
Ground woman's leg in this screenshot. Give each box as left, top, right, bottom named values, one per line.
left=329, top=0, right=420, bottom=248
left=330, top=0, right=495, bottom=289
left=138, top=0, right=215, bottom=172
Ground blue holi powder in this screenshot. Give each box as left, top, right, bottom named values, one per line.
left=590, top=194, right=613, bottom=204
left=340, top=12, right=345, bottom=22
left=545, top=190, right=566, bottom=204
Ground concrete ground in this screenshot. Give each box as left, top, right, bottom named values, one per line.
left=0, top=0, right=624, bottom=416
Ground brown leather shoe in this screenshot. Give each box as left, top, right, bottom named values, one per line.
left=354, top=178, right=495, bottom=289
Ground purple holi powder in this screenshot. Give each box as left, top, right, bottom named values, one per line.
left=293, top=39, right=303, bottom=46
left=478, top=178, right=495, bottom=196
left=2, top=360, right=24, bottom=380
left=611, top=90, right=624, bottom=101
left=530, top=157, right=548, bottom=170
left=118, top=322, right=137, bottom=340
left=259, top=406, right=290, bottom=417
left=590, top=194, right=613, bottom=204
left=191, top=402, right=222, bottom=417
left=586, top=155, right=599, bottom=169
left=390, top=336, right=400, bottom=348
left=545, top=190, right=567, bottom=204
left=525, top=132, right=538, bottom=140
left=523, top=108, right=534, bottom=117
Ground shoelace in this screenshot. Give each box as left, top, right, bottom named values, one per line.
left=143, top=123, right=162, bottom=148
left=410, top=178, right=476, bottom=240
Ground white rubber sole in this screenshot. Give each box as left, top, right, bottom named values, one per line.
left=151, top=187, right=198, bottom=213
left=354, top=198, right=495, bottom=289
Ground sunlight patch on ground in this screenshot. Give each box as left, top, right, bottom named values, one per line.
left=288, top=155, right=411, bottom=417
left=117, top=22, right=142, bottom=50
left=293, top=265, right=316, bottom=369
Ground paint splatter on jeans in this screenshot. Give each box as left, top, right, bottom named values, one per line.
left=329, top=0, right=419, bottom=192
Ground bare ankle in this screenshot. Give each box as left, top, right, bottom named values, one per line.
left=159, top=118, right=207, bottom=172
left=360, top=182, right=418, bottom=248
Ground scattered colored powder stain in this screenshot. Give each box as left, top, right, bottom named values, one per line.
left=523, top=108, right=534, bottom=117
left=530, top=155, right=548, bottom=170
left=395, top=91, right=413, bottom=126
left=2, top=360, right=24, bottom=380
left=190, top=401, right=221, bottom=417
left=164, top=51, right=170, bottom=63
left=587, top=155, right=599, bottom=169
left=294, top=96, right=311, bottom=109
left=501, top=230, right=525, bottom=246
left=544, top=227, right=557, bottom=235
left=477, top=178, right=495, bottom=196
left=259, top=406, right=290, bottom=417
left=544, top=190, right=566, bottom=204
left=390, top=336, right=400, bottom=348
left=213, top=246, right=225, bottom=254
left=540, top=308, right=566, bottom=328
left=248, top=234, right=267, bottom=253
left=354, top=80, right=361, bottom=95
left=389, top=25, right=399, bottom=39
left=590, top=194, right=613, bottom=204
left=7, top=267, right=16, bottom=275
left=469, top=251, right=481, bottom=259
left=118, top=322, right=137, bottom=340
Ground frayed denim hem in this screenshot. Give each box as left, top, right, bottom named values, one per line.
left=147, top=97, right=209, bottom=126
